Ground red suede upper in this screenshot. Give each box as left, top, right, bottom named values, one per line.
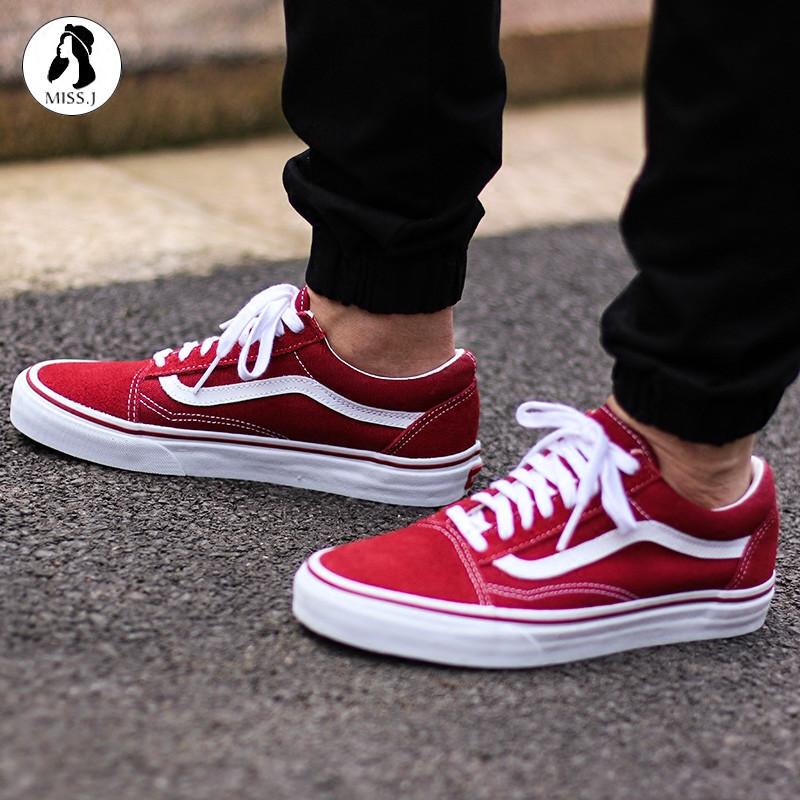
left=320, top=523, right=482, bottom=603
left=37, top=360, right=146, bottom=419
left=386, top=378, right=480, bottom=458
left=31, top=298, right=480, bottom=458
left=317, top=404, right=780, bottom=610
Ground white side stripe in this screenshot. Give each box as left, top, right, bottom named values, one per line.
left=158, top=375, right=422, bottom=429
left=492, top=521, right=750, bottom=581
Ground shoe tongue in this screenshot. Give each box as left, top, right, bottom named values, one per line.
left=295, top=286, right=311, bottom=312
left=587, top=404, right=658, bottom=467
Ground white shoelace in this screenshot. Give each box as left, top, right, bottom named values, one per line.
left=152, top=283, right=305, bottom=394
left=447, top=401, right=641, bottom=553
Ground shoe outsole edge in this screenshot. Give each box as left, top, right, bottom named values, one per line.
left=10, top=365, right=481, bottom=507
left=292, top=557, right=774, bottom=669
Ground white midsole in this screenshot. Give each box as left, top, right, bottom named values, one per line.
left=10, top=367, right=481, bottom=507
left=293, top=557, right=775, bottom=668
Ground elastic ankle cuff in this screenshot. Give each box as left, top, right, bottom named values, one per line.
left=612, top=363, right=783, bottom=444
left=305, top=228, right=467, bottom=314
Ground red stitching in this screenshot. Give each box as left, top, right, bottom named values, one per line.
left=139, top=394, right=286, bottom=438
left=630, top=498, right=651, bottom=521
left=127, top=364, right=147, bottom=422
left=130, top=363, right=151, bottom=423
left=420, top=520, right=490, bottom=605
left=485, top=581, right=638, bottom=601
left=387, top=383, right=476, bottom=455
left=726, top=512, right=776, bottom=589
left=294, top=351, right=314, bottom=379
left=597, top=405, right=653, bottom=456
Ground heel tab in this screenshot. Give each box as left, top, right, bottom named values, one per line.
left=461, top=348, right=478, bottom=372
left=385, top=379, right=480, bottom=459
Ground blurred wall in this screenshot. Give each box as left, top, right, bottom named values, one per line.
left=0, top=0, right=649, bottom=161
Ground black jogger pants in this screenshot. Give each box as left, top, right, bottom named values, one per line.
left=282, top=0, right=800, bottom=444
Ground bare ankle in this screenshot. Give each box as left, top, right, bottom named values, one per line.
left=607, top=396, right=755, bottom=508
left=307, top=288, right=456, bottom=377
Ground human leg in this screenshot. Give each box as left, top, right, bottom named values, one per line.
left=293, top=0, right=791, bottom=665
left=282, top=0, right=506, bottom=374
left=9, top=1, right=508, bottom=502
left=600, top=1, right=799, bottom=508
left=602, top=2, right=800, bottom=446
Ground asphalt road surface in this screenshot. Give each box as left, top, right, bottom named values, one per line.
left=2, top=223, right=798, bottom=800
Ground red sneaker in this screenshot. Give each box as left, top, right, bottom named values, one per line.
left=294, top=402, right=779, bottom=667
left=10, top=284, right=481, bottom=506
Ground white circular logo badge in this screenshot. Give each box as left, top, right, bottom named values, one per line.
left=22, top=16, right=122, bottom=116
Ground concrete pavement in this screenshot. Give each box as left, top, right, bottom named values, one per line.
left=0, top=96, right=644, bottom=297
left=2, top=223, right=799, bottom=800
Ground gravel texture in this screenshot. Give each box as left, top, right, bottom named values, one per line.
left=2, top=223, right=798, bottom=800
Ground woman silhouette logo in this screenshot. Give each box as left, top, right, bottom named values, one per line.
left=23, top=16, right=121, bottom=116
left=48, top=23, right=96, bottom=89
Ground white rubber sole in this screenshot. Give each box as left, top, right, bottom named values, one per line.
left=293, top=553, right=775, bottom=668
left=10, top=366, right=482, bottom=507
